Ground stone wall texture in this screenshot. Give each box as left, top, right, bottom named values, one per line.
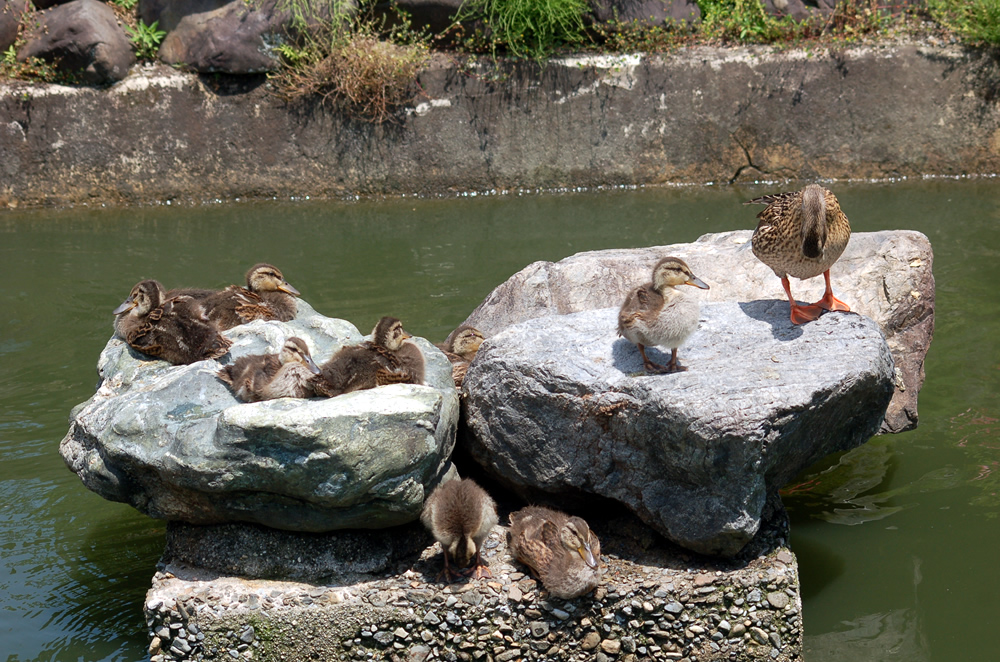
left=2, top=40, right=1000, bottom=207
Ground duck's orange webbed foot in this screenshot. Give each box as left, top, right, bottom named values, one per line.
left=789, top=303, right=824, bottom=325
left=814, top=291, right=850, bottom=312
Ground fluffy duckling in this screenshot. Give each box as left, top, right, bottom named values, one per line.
left=746, top=184, right=852, bottom=324
left=218, top=337, right=320, bottom=402
left=618, top=256, right=709, bottom=374
left=310, top=316, right=423, bottom=397
left=113, top=280, right=232, bottom=365
left=436, top=325, right=485, bottom=388
left=508, top=506, right=602, bottom=599
left=421, top=478, right=499, bottom=582
left=169, top=263, right=300, bottom=330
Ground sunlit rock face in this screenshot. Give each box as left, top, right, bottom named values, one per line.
left=463, top=303, right=895, bottom=557
left=463, top=230, right=934, bottom=434
left=60, top=301, right=459, bottom=531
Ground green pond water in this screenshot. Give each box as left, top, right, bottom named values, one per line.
left=1, top=180, right=998, bottom=661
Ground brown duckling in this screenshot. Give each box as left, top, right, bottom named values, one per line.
left=436, top=325, right=485, bottom=388
left=420, top=478, right=499, bottom=582
left=618, top=256, right=709, bottom=374
left=310, top=316, right=423, bottom=398
left=218, top=337, right=320, bottom=402
left=113, top=280, right=232, bottom=365
left=169, top=263, right=300, bottom=330
left=508, top=506, right=601, bottom=599
left=746, top=184, right=852, bottom=324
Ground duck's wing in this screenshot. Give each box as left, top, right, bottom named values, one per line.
left=617, top=284, right=660, bottom=335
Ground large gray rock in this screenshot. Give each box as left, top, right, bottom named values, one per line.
left=463, top=302, right=895, bottom=556
left=156, top=0, right=354, bottom=74
left=60, top=301, right=460, bottom=531
left=17, top=0, right=135, bottom=84
left=463, top=230, right=934, bottom=433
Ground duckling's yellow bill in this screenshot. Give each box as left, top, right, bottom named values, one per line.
left=278, top=283, right=300, bottom=296
left=684, top=276, right=710, bottom=290
left=579, top=543, right=598, bottom=569
left=112, top=298, right=136, bottom=315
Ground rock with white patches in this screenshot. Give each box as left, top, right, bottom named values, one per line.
left=60, top=300, right=459, bottom=531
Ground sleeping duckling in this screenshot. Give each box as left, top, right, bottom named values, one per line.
left=113, top=280, right=232, bottom=365
left=618, top=256, right=709, bottom=374
left=421, top=478, right=498, bottom=582
left=508, top=506, right=602, bottom=599
left=746, top=184, right=852, bottom=324
left=436, top=325, right=485, bottom=388
left=310, top=316, right=424, bottom=397
left=218, top=337, right=320, bottom=402
left=170, top=263, right=300, bottom=330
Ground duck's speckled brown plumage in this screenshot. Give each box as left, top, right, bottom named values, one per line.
left=747, top=184, right=852, bottom=324
left=113, top=280, right=231, bottom=365
left=508, top=506, right=601, bottom=599
left=310, top=317, right=423, bottom=397
left=435, top=325, right=485, bottom=388
left=169, top=263, right=299, bottom=330
left=618, top=257, right=709, bottom=374
left=420, top=478, right=498, bottom=581
left=218, top=337, right=319, bottom=402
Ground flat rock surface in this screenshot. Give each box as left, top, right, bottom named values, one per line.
left=59, top=301, right=460, bottom=531
left=463, top=230, right=934, bottom=433
left=463, top=302, right=895, bottom=556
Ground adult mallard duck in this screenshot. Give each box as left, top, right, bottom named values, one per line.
left=113, top=280, right=232, bottom=365
left=618, top=256, right=709, bottom=374
left=746, top=184, right=852, bottom=324
left=218, top=337, right=320, bottom=402
left=169, top=263, right=300, bottom=330
left=421, top=478, right=498, bottom=582
left=310, top=316, right=424, bottom=397
left=508, top=506, right=601, bottom=600
left=436, top=325, right=485, bottom=388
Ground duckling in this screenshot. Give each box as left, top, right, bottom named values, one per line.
left=420, top=478, right=499, bottom=582
left=508, top=506, right=602, bottom=600
left=436, top=325, right=485, bottom=388
left=310, top=316, right=422, bottom=397
left=746, top=184, right=852, bottom=324
left=618, top=256, right=709, bottom=374
left=218, top=337, right=320, bottom=402
left=169, top=263, right=300, bottom=330
left=113, top=280, right=232, bottom=365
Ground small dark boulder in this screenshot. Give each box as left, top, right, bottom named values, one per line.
left=590, top=0, right=701, bottom=29
left=16, top=0, right=135, bottom=84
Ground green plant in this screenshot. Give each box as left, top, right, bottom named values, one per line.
left=126, top=20, right=167, bottom=60
left=697, top=0, right=802, bottom=43
left=453, top=0, right=592, bottom=60
left=927, top=0, right=1000, bottom=46
left=111, top=0, right=138, bottom=10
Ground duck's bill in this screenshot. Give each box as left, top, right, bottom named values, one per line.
left=279, top=282, right=301, bottom=296
left=685, top=276, right=710, bottom=290
left=304, top=355, right=321, bottom=374
left=112, top=299, right=136, bottom=315
left=580, top=543, right=598, bottom=569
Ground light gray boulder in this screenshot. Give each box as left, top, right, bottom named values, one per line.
left=463, top=230, right=934, bottom=433
left=60, top=301, right=460, bottom=531
left=463, top=302, right=895, bottom=557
